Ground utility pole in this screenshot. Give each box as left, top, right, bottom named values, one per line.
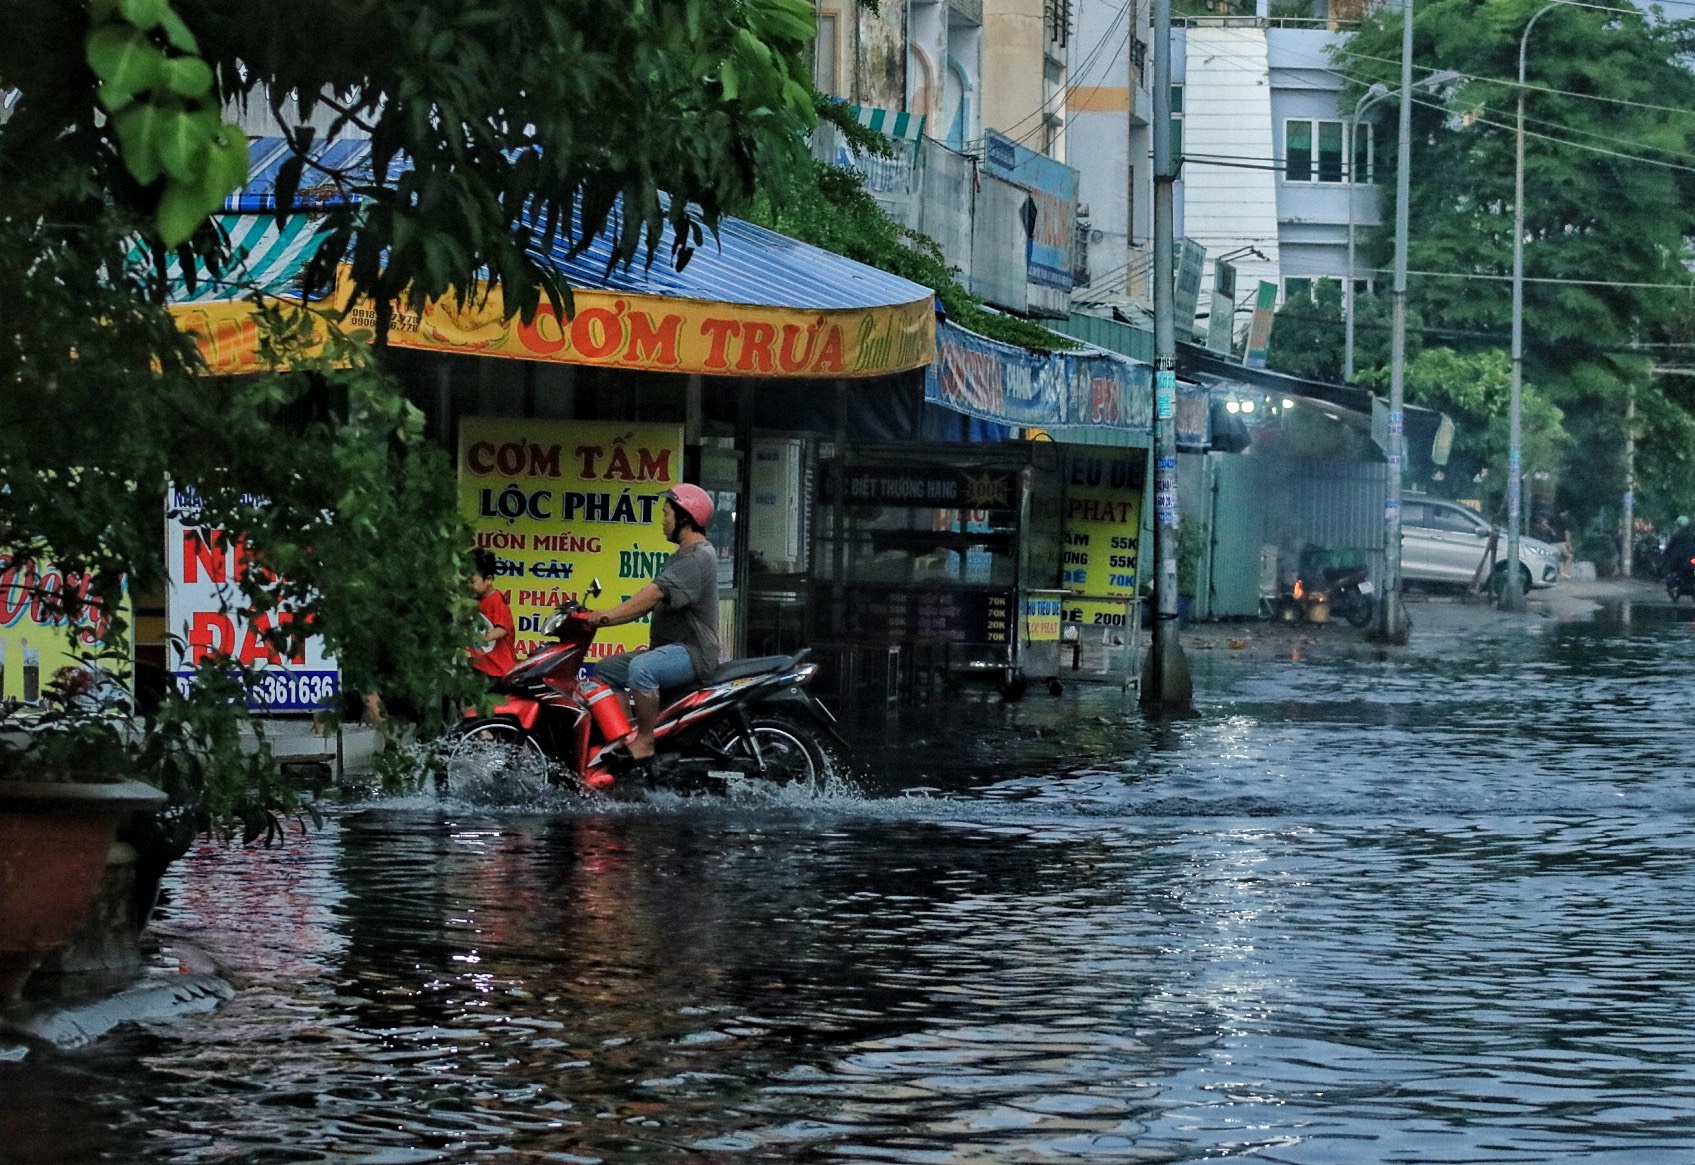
left=1140, top=0, right=1193, bottom=714
left=1623, top=383, right=1636, bottom=577
left=1503, top=4, right=1563, bottom=610
left=1372, top=0, right=1412, bottom=644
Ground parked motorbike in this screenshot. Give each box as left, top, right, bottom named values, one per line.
left=1277, top=550, right=1375, bottom=628
left=443, top=582, right=845, bottom=797
left=1320, top=564, right=1376, bottom=627
left=1665, top=555, right=1695, bottom=604
left=1634, top=533, right=1666, bottom=580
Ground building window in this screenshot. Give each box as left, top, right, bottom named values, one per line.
left=814, top=13, right=839, bottom=96
left=1351, top=121, right=1374, bottom=185
left=1170, top=84, right=1183, bottom=162
left=1045, top=0, right=1072, bottom=47
left=1285, top=277, right=1314, bottom=302
left=1285, top=119, right=1346, bottom=183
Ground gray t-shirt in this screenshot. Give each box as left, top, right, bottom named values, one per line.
left=651, top=539, right=720, bottom=679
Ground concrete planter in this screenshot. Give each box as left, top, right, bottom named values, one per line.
left=0, top=778, right=167, bottom=1005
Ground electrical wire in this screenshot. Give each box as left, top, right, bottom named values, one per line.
left=1338, top=48, right=1695, bottom=119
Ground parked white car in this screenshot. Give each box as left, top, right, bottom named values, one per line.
left=1401, top=497, right=1563, bottom=591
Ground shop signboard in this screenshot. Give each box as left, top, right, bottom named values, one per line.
left=1243, top=280, right=1278, bottom=369
left=820, top=464, right=1019, bottom=511
left=0, top=554, right=130, bottom=705
left=1022, top=594, right=1063, bottom=643
left=166, top=488, right=339, bottom=712
left=982, top=130, right=1079, bottom=292
left=177, top=269, right=936, bottom=380
left=458, top=419, right=685, bottom=665
left=1061, top=451, right=1146, bottom=599
left=926, top=321, right=1218, bottom=448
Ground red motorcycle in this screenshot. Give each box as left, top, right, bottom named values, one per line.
left=443, top=582, right=845, bottom=797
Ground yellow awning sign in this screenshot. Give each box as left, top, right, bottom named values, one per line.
left=172, top=271, right=935, bottom=380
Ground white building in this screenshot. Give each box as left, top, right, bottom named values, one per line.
left=1069, top=4, right=1383, bottom=351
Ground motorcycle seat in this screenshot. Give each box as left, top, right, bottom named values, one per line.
left=706, top=654, right=799, bottom=684
left=658, top=655, right=798, bottom=702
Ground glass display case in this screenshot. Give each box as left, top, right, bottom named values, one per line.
left=813, top=447, right=1067, bottom=696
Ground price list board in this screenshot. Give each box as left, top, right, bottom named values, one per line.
left=844, top=587, right=1015, bottom=646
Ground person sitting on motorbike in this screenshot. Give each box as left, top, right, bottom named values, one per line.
left=1665, top=515, right=1695, bottom=574
left=583, top=485, right=720, bottom=769
left=470, top=548, right=518, bottom=679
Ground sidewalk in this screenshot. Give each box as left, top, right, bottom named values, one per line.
left=1173, top=572, right=1663, bottom=662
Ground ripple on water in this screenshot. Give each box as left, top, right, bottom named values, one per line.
left=7, top=614, right=1695, bottom=1162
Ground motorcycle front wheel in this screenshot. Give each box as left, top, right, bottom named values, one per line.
left=443, top=717, right=557, bottom=796
left=704, top=714, right=839, bottom=796
left=1338, top=591, right=1375, bottom=627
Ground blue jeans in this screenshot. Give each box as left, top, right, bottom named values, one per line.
left=595, top=644, right=696, bottom=695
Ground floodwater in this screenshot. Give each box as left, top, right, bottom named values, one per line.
left=7, top=600, right=1695, bottom=1163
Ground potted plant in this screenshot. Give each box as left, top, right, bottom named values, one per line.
left=0, top=767, right=166, bottom=1003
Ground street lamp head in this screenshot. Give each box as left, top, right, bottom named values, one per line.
left=1416, top=69, right=1464, bottom=93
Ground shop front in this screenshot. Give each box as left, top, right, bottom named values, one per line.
left=166, top=137, right=937, bottom=690
left=761, top=320, right=1211, bottom=695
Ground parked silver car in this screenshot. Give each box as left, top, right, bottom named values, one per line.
left=1401, top=497, right=1563, bottom=590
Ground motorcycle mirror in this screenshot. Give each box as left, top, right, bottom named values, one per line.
left=587, top=578, right=603, bottom=599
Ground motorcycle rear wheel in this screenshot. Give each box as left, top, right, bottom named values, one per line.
left=443, top=718, right=556, bottom=795
left=704, top=715, right=838, bottom=796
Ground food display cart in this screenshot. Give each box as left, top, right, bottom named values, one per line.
left=815, top=445, right=1066, bottom=698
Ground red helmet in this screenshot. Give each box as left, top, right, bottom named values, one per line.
left=665, top=483, right=714, bottom=531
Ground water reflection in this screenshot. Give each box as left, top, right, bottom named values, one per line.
left=5, top=604, right=1695, bottom=1161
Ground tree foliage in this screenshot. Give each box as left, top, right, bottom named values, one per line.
left=0, top=0, right=821, bottom=833
left=1339, top=0, right=1695, bottom=531
left=5, top=0, right=819, bottom=323
left=1399, top=346, right=1567, bottom=513
left=1266, top=279, right=1403, bottom=383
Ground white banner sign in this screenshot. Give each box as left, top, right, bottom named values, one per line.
left=166, top=487, right=339, bottom=712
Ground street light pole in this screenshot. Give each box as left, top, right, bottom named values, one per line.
left=1345, top=73, right=1458, bottom=384
left=1503, top=3, right=1563, bottom=612
left=1374, top=0, right=1414, bottom=644
left=1345, top=83, right=1389, bottom=384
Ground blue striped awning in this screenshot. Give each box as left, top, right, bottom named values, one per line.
left=175, top=137, right=929, bottom=314
left=143, top=213, right=331, bottom=303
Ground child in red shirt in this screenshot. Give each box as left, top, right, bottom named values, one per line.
left=470, top=549, right=517, bottom=677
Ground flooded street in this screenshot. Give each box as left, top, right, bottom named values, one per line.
left=7, top=598, right=1695, bottom=1163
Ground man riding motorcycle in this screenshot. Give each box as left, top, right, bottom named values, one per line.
left=1665, top=516, right=1695, bottom=569
left=581, top=484, right=719, bottom=774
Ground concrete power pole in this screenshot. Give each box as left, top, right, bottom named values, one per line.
left=1371, top=0, right=1413, bottom=645
left=1140, top=0, right=1194, bottom=714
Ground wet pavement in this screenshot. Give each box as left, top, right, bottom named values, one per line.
left=5, top=579, right=1695, bottom=1163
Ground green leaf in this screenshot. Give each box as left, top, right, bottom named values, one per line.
left=161, top=56, right=213, bottom=100
left=781, top=78, right=815, bottom=123
left=86, top=25, right=166, bottom=108
left=156, top=5, right=199, bottom=52
left=719, top=59, right=740, bottom=101
left=152, top=106, right=216, bottom=183
left=119, top=0, right=169, bottom=30
left=197, top=125, right=249, bottom=204
left=112, top=103, right=164, bottom=184
left=156, top=177, right=213, bottom=246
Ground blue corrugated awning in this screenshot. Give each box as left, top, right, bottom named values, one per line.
left=197, top=137, right=930, bottom=314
